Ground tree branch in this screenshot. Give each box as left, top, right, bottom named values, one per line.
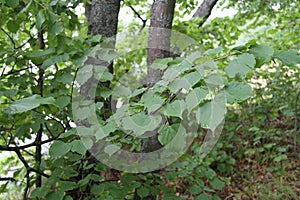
left=192, top=0, right=219, bottom=26
left=0, top=136, right=58, bottom=151
left=122, top=0, right=147, bottom=32
left=0, top=177, right=16, bottom=182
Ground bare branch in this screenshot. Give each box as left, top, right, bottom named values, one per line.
left=192, top=0, right=219, bottom=26
left=122, top=0, right=147, bottom=32
left=0, top=177, right=16, bottom=182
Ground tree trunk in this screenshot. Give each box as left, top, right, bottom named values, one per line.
left=142, top=0, right=176, bottom=154
left=68, top=1, right=120, bottom=199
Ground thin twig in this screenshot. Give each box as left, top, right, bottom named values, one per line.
left=1, top=28, right=16, bottom=48
left=121, top=0, right=147, bottom=32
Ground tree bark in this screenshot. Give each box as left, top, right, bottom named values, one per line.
left=68, top=1, right=121, bottom=199
left=192, top=0, right=219, bottom=26
left=142, top=0, right=176, bottom=153
left=146, top=0, right=176, bottom=86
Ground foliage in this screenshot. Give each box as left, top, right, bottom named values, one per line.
left=0, top=0, right=299, bottom=199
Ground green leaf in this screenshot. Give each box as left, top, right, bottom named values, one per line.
left=197, top=93, right=226, bottom=131
left=76, top=65, right=93, bottom=85
left=7, top=20, right=20, bottom=33
left=94, top=67, right=113, bottom=82
left=152, top=57, right=173, bottom=70
left=6, top=0, right=19, bottom=8
left=137, top=187, right=149, bottom=198
left=169, top=71, right=202, bottom=93
left=49, top=21, right=64, bottom=36
left=195, top=194, right=211, bottom=200
left=274, top=50, right=300, bottom=66
left=209, top=178, right=225, bottom=190
left=140, top=90, right=164, bottom=113
left=274, top=154, right=287, bottom=162
left=49, top=141, right=71, bottom=158
left=189, top=185, right=202, bottom=195
left=204, top=47, right=223, bottom=55
left=91, top=184, right=105, bottom=195
left=59, top=181, right=77, bottom=191
left=104, top=144, right=120, bottom=157
left=36, top=10, right=46, bottom=30
left=248, top=44, right=274, bottom=66
left=59, top=129, right=77, bottom=139
left=185, top=87, right=208, bottom=112
left=225, top=82, right=252, bottom=103
left=6, top=95, right=57, bottom=114
left=46, top=191, right=64, bottom=200
left=70, top=140, right=87, bottom=155
left=158, top=124, right=179, bottom=146
left=122, top=113, right=162, bottom=137
left=42, top=53, right=70, bottom=69
left=31, top=187, right=49, bottom=198
left=164, top=124, right=186, bottom=152
left=163, top=100, right=186, bottom=118
left=55, top=96, right=70, bottom=109
left=225, top=53, right=256, bottom=78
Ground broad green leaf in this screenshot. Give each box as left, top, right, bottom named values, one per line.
left=195, top=193, right=211, bottom=200
left=164, top=124, right=186, bottom=152
left=122, top=113, right=162, bottom=137
left=248, top=44, right=274, bottom=66
left=140, top=90, right=164, bottom=113
left=76, top=65, right=93, bottom=85
left=70, top=140, right=87, bottom=155
left=225, top=53, right=256, bottom=78
left=131, top=88, right=147, bottom=98
left=6, top=0, right=19, bottom=8
left=55, top=96, right=70, bottom=109
left=225, top=82, right=252, bottom=103
left=188, top=185, right=202, bottom=195
left=196, top=61, right=218, bottom=77
left=59, top=129, right=77, bottom=139
left=163, top=100, right=186, bottom=118
left=274, top=154, right=287, bottom=162
left=6, top=95, right=57, bottom=114
left=137, top=187, right=149, bottom=198
left=162, top=60, right=193, bottom=81
left=209, top=178, right=225, bottom=190
left=7, top=20, right=20, bottom=33
left=98, top=50, right=120, bottom=62
left=36, top=10, right=46, bottom=30
left=152, top=57, right=173, bottom=70
left=158, top=124, right=179, bottom=146
left=46, top=191, right=64, bottom=200
left=59, top=181, right=77, bottom=191
left=42, top=53, right=69, bottom=69
left=49, top=141, right=71, bottom=158
left=104, top=144, right=120, bottom=157
left=169, top=71, right=201, bottom=93
left=94, top=66, right=113, bottom=81
left=185, top=87, right=208, bottom=111
left=49, top=21, right=64, bottom=36
left=30, top=187, right=49, bottom=198
left=91, top=184, right=105, bottom=195
left=274, top=50, right=300, bottom=66
left=197, top=93, right=226, bottom=131
left=204, top=47, right=223, bottom=55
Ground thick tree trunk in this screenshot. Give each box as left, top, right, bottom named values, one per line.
left=146, top=0, right=176, bottom=86
left=86, top=0, right=120, bottom=37
left=135, top=1, right=176, bottom=199
left=68, top=1, right=120, bottom=199
left=142, top=0, right=176, bottom=154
